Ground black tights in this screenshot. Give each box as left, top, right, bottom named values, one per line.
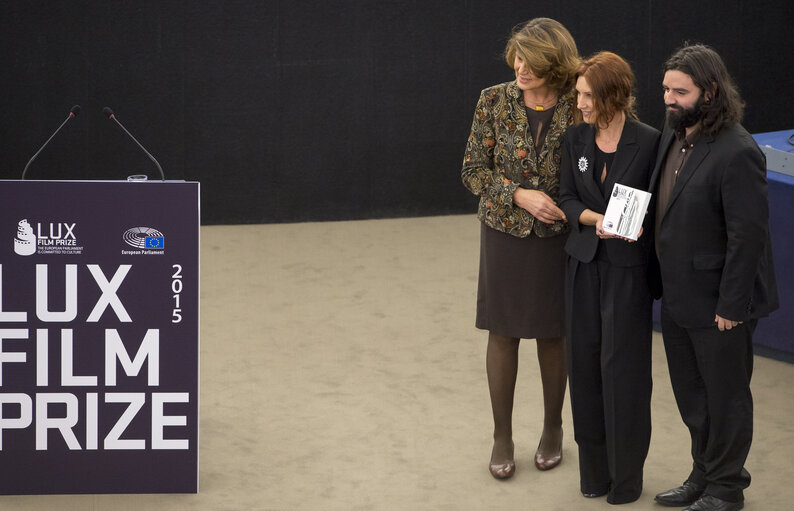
left=487, top=333, right=567, bottom=462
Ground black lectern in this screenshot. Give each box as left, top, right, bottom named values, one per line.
left=0, top=180, right=199, bottom=494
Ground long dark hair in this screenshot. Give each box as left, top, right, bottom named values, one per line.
left=664, top=43, right=744, bottom=136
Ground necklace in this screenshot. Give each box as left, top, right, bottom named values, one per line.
left=524, top=93, right=557, bottom=112
left=532, top=98, right=557, bottom=111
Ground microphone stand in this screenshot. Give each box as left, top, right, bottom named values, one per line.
left=104, top=107, right=165, bottom=181
left=21, top=106, right=80, bottom=180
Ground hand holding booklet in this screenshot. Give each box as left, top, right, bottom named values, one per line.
left=602, top=183, right=652, bottom=241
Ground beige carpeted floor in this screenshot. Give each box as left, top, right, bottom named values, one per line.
left=2, top=215, right=792, bottom=510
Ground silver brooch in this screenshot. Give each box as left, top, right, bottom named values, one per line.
left=578, top=156, right=588, bottom=173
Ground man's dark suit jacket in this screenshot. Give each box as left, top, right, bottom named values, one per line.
left=559, top=118, right=661, bottom=267
left=649, top=122, right=779, bottom=328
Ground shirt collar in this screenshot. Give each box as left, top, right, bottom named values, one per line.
left=675, top=125, right=701, bottom=148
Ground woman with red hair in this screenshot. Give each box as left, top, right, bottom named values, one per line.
left=559, top=52, right=660, bottom=504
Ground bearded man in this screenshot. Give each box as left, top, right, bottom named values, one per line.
left=649, top=44, right=778, bottom=511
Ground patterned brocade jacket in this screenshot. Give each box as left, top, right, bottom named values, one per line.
left=462, top=81, right=575, bottom=238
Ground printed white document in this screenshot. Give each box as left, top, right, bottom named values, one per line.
left=602, top=183, right=652, bottom=241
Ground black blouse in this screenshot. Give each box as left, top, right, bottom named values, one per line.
left=525, top=106, right=556, bottom=153
left=594, top=144, right=615, bottom=196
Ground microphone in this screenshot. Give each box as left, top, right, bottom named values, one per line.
left=21, top=105, right=81, bottom=179
left=103, top=107, right=165, bottom=181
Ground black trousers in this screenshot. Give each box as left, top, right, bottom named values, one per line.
left=660, top=303, right=755, bottom=503
left=565, top=256, right=652, bottom=504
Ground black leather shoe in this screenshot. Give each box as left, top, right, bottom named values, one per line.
left=684, top=495, right=744, bottom=511
left=582, top=490, right=607, bottom=498
left=655, top=481, right=705, bottom=506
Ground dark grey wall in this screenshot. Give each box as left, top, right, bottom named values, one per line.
left=2, top=1, right=791, bottom=224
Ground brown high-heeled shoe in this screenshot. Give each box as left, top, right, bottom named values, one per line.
left=534, top=431, right=562, bottom=470
left=489, top=442, right=515, bottom=480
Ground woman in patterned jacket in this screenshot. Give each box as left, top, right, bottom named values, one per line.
left=461, top=18, right=579, bottom=480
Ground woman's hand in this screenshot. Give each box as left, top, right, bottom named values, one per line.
left=594, top=215, right=619, bottom=240
left=593, top=215, right=640, bottom=242
left=513, top=189, right=566, bottom=225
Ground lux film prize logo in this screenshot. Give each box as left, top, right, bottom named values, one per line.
left=14, top=219, right=79, bottom=256
left=13, top=219, right=36, bottom=255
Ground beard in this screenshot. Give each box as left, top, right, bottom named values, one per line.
left=666, top=94, right=705, bottom=131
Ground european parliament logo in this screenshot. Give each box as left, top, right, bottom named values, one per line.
left=123, top=227, right=165, bottom=250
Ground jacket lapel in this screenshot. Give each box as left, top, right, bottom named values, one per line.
left=538, top=91, right=573, bottom=163
left=574, top=125, right=603, bottom=206
left=663, top=134, right=712, bottom=218
left=649, top=127, right=675, bottom=194
left=506, top=85, right=535, bottom=166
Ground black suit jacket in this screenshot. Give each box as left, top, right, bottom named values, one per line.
left=559, top=118, right=661, bottom=266
left=649, top=123, right=779, bottom=328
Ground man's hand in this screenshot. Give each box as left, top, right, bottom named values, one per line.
left=715, top=314, right=742, bottom=331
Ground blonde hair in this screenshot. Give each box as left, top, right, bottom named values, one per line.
left=504, top=18, right=580, bottom=94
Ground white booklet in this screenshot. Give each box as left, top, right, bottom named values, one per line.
left=602, top=183, right=652, bottom=240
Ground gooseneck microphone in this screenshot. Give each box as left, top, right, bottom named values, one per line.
left=103, top=107, right=165, bottom=181
left=21, top=105, right=81, bottom=179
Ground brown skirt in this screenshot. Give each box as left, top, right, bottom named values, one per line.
left=475, top=223, right=566, bottom=339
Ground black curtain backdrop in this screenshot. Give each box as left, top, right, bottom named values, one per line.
left=2, top=0, right=791, bottom=225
